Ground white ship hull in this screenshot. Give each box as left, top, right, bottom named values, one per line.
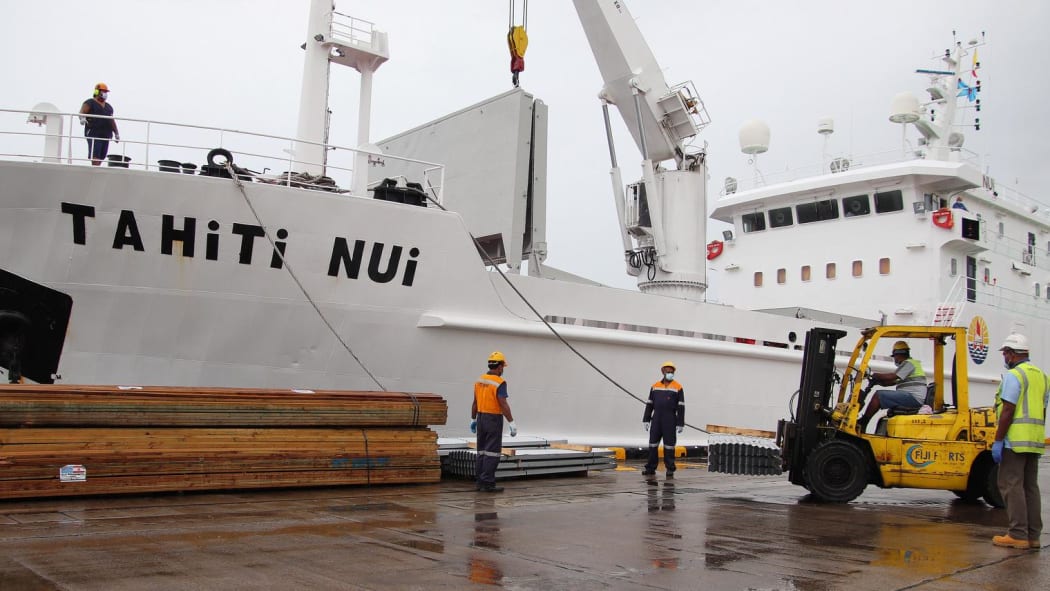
left=1, top=160, right=846, bottom=443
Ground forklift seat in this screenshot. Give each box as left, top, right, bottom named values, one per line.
left=886, top=383, right=938, bottom=417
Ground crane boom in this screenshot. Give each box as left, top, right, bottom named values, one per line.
left=573, top=0, right=707, bottom=166
left=573, top=0, right=711, bottom=301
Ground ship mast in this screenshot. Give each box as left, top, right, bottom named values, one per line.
left=295, top=0, right=389, bottom=196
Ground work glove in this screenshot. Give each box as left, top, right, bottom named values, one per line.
left=992, top=440, right=1004, bottom=464
left=114, top=133, right=120, bottom=143
left=508, top=421, right=517, bottom=437
left=78, top=116, right=86, bottom=126
left=643, top=422, right=650, bottom=432
left=469, top=419, right=477, bottom=434
left=676, top=425, right=684, bottom=434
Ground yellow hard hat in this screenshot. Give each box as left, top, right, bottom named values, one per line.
left=95, top=82, right=109, bottom=91
left=891, top=341, right=910, bottom=355
left=660, top=361, right=676, bottom=371
left=488, top=351, right=507, bottom=365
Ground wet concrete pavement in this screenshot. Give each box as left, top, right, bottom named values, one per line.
left=0, top=457, right=1046, bottom=590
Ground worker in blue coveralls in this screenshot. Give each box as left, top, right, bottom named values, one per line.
left=470, top=351, right=517, bottom=493
left=642, top=361, right=685, bottom=477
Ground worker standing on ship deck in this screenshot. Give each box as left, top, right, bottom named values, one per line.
left=642, top=362, right=685, bottom=477
left=470, top=352, right=516, bottom=493
left=79, top=83, right=119, bottom=166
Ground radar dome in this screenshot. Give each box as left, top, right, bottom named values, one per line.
left=817, top=118, right=834, bottom=135
left=739, top=120, right=770, bottom=155
left=889, top=92, right=920, bottom=123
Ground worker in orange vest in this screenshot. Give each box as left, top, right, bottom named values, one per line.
left=470, top=351, right=517, bottom=492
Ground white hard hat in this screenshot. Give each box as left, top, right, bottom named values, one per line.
left=1000, top=333, right=1030, bottom=352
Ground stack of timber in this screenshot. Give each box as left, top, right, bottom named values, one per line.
left=0, top=385, right=447, bottom=499
left=439, top=437, right=617, bottom=480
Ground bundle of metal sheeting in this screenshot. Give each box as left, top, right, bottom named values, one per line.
left=439, top=439, right=616, bottom=480
left=707, top=435, right=783, bottom=476
left=0, top=385, right=446, bottom=499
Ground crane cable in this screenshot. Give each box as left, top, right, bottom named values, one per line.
left=419, top=178, right=710, bottom=435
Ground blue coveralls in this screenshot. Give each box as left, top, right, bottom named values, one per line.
left=643, top=379, right=685, bottom=473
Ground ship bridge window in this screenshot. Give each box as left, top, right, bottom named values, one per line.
left=843, top=195, right=870, bottom=217
left=852, top=260, right=863, bottom=277
left=777, top=268, right=786, bottom=284
left=741, top=212, right=766, bottom=233
left=801, top=265, right=811, bottom=281
left=879, top=257, right=890, bottom=275
left=874, top=190, right=904, bottom=213
left=826, top=262, right=837, bottom=279
left=754, top=271, right=764, bottom=287
left=796, top=199, right=840, bottom=224
left=1036, top=283, right=1041, bottom=298
left=768, top=207, right=793, bottom=228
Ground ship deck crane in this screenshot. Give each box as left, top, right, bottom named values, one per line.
left=573, top=0, right=711, bottom=301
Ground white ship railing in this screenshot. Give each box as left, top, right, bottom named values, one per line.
left=0, top=107, right=445, bottom=203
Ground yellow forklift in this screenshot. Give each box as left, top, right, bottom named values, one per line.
left=776, top=325, right=1002, bottom=506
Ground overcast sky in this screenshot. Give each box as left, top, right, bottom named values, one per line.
left=4, top=1, right=1047, bottom=290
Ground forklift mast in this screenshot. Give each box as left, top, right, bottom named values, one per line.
left=778, top=327, right=847, bottom=486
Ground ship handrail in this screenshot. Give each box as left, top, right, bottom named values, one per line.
left=0, top=107, right=445, bottom=202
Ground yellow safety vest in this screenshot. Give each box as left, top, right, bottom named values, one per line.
left=995, top=362, right=1049, bottom=454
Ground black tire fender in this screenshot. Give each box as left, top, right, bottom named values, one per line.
left=207, top=148, right=234, bottom=167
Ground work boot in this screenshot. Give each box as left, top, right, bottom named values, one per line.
left=992, top=534, right=1030, bottom=549
left=479, top=485, right=504, bottom=493
left=665, top=470, right=675, bottom=479
left=1031, top=540, right=1042, bottom=550
left=641, top=469, right=655, bottom=476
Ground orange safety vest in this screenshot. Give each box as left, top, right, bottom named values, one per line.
left=475, top=373, right=506, bottom=415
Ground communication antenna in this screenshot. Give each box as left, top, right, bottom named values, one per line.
left=739, top=119, right=770, bottom=186
left=817, top=117, right=833, bottom=172
left=888, top=91, right=920, bottom=157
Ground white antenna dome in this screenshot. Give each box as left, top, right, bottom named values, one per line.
left=817, top=118, right=834, bottom=135
left=889, top=92, right=920, bottom=123
left=739, top=120, right=770, bottom=155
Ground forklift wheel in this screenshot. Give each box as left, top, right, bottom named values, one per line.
left=983, top=463, right=1004, bottom=508
left=805, top=440, right=869, bottom=503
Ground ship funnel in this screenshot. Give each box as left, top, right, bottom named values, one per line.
left=739, top=120, right=770, bottom=155
left=889, top=92, right=920, bottom=123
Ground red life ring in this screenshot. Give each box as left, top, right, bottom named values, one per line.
left=932, top=208, right=954, bottom=229
left=706, top=240, right=724, bottom=260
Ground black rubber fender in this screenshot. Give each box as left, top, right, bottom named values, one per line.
left=207, top=148, right=234, bottom=167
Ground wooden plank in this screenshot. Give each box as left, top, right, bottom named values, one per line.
left=549, top=443, right=593, bottom=452
left=706, top=424, right=777, bottom=439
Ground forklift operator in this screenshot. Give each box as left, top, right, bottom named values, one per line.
left=858, top=341, right=927, bottom=433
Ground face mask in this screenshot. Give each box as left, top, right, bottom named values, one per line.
left=99, top=92, right=109, bottom=100
left=663, top=372, right=674, bottom=380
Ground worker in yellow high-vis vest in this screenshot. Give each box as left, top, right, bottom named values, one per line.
left=992, top=333, right=1048, bottom=550
left=470, top=351, right=517, bottom=493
